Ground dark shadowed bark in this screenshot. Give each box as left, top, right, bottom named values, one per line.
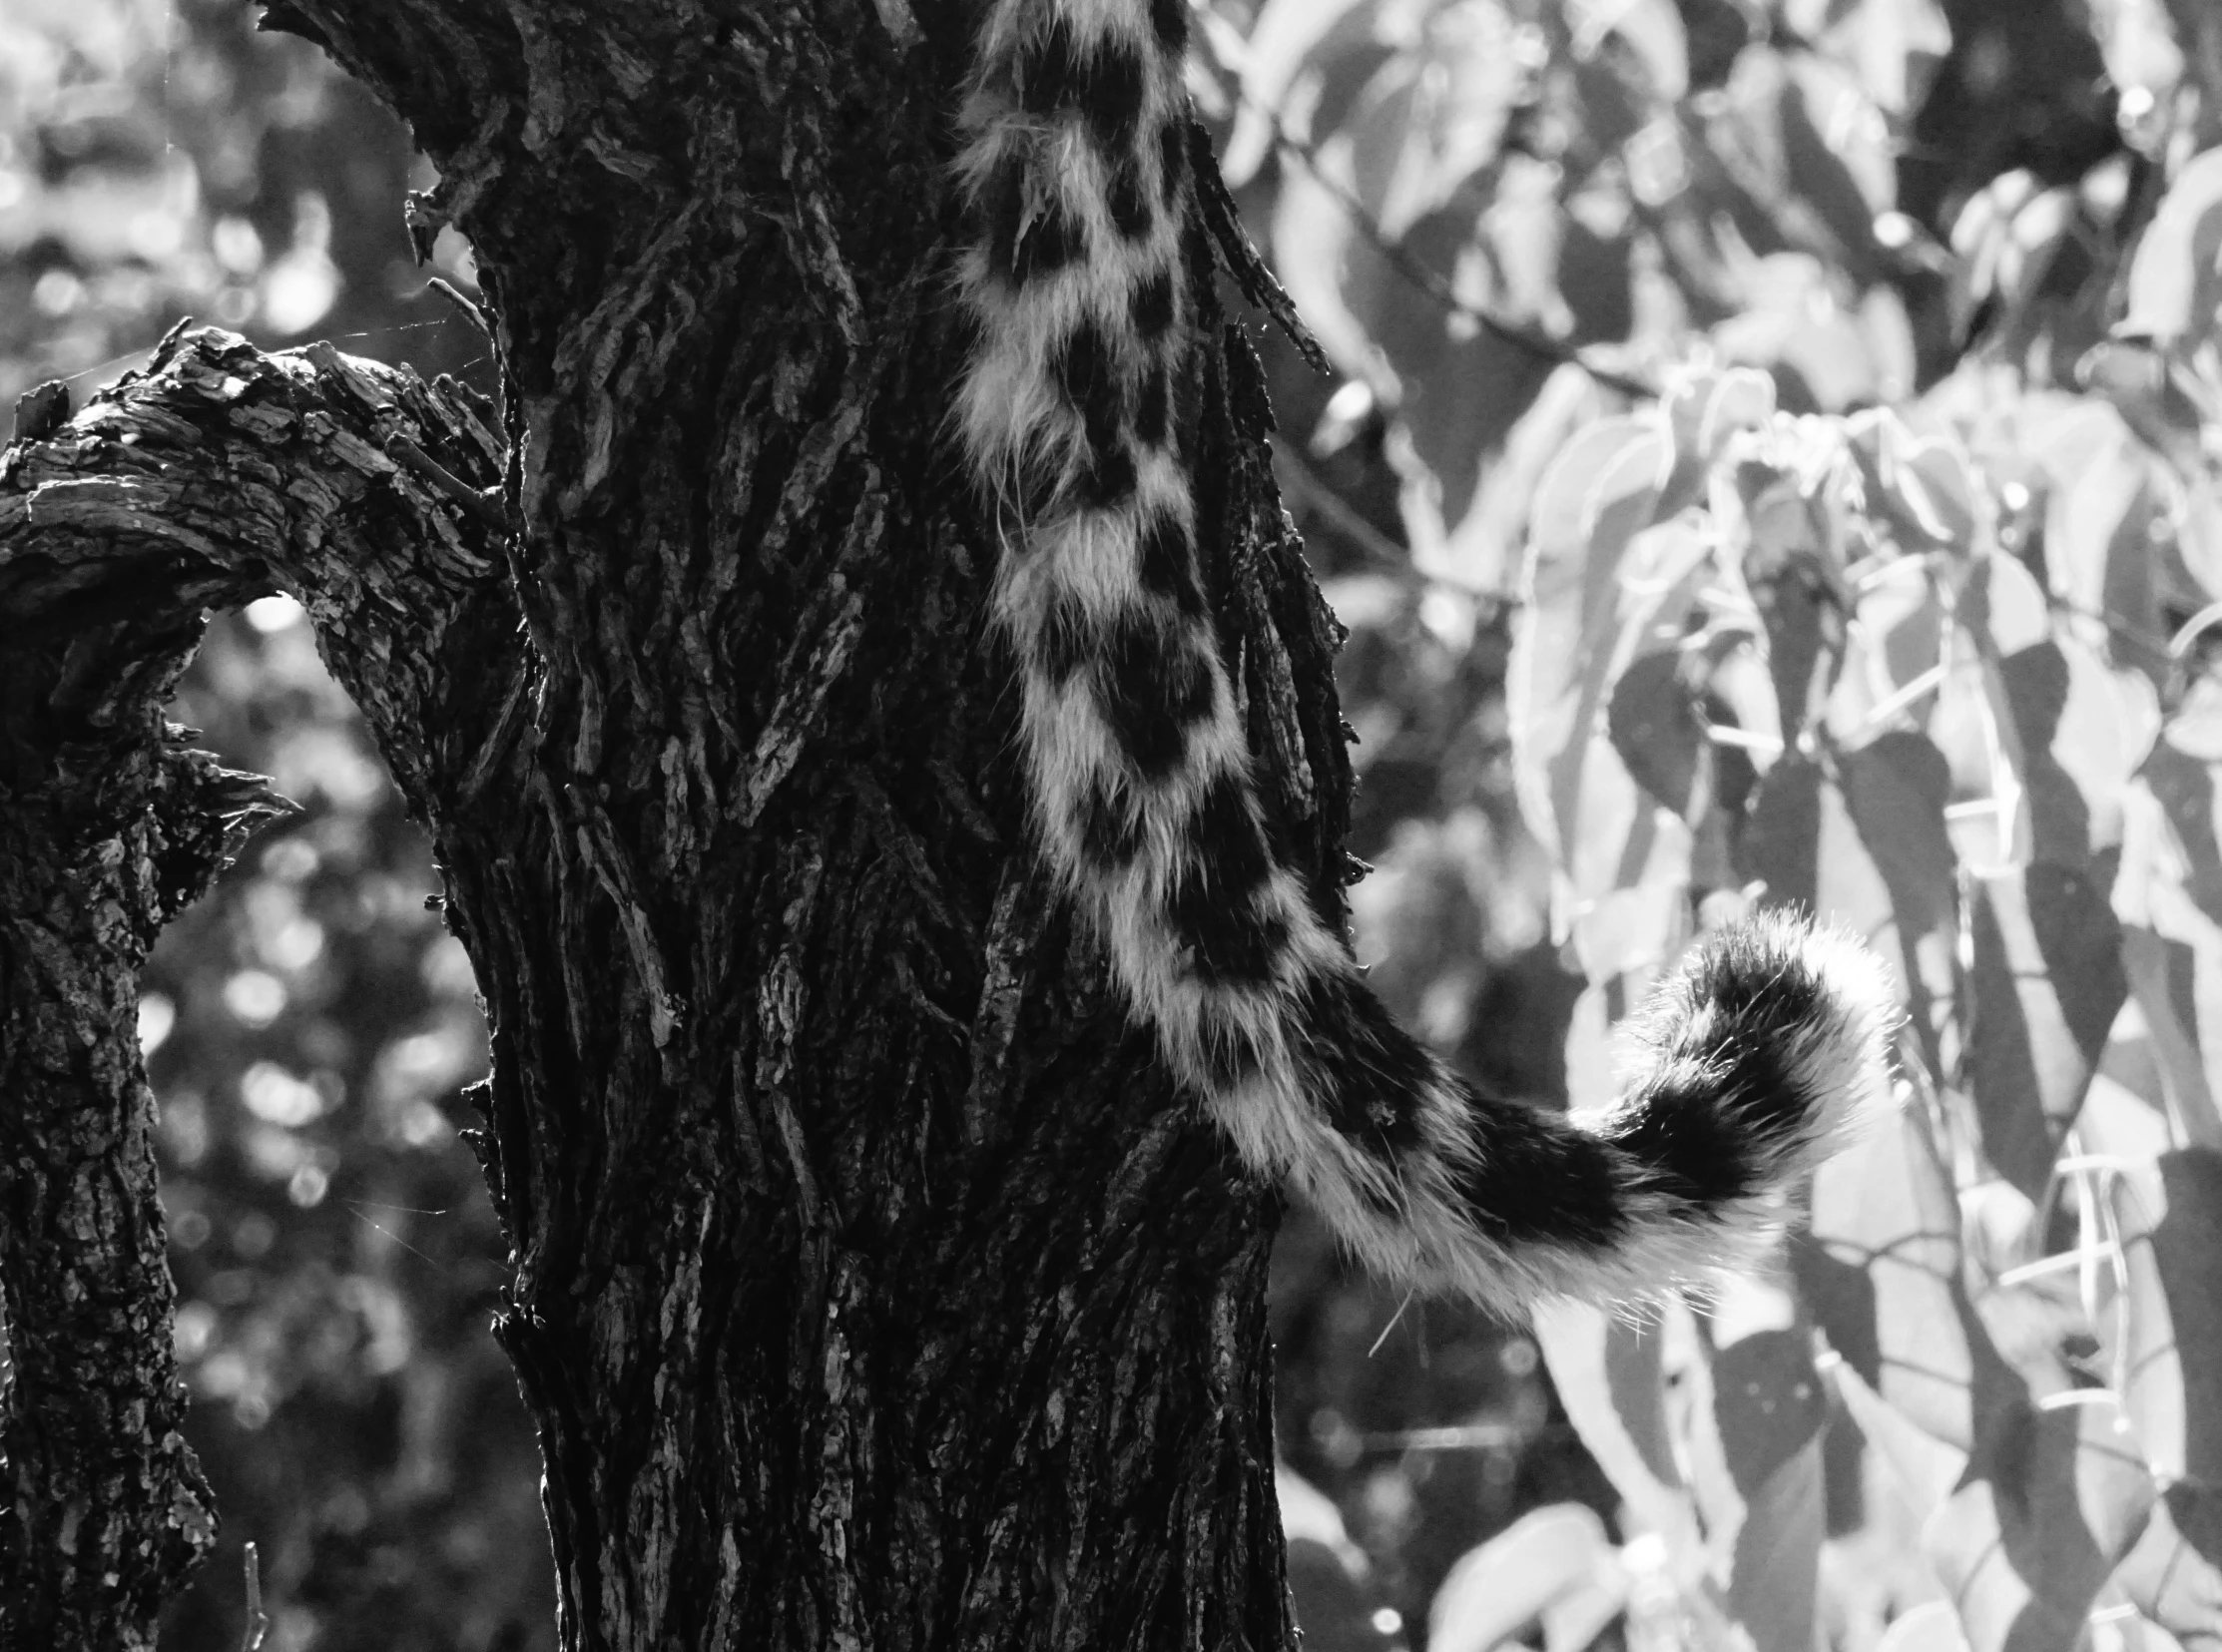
left=0, top=1, right=1353, bottom=1646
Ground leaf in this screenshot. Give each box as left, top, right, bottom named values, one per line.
left=1845, top=407, right=1979, bottom=554
left=1998, top=630, right=2159, bottom=866
left=2119, top=148, right=2222, bottom=352
left=1345, top=58, right=1426, bottom=231
left=1676, top=366, right=1781, bottom=470
left=2102, top=1149, right=2222, bottom=1484
left=1711, top=1328, right=1832, bottom=1492
left=1568, top=0, right=1688, bottom=105
left=2077, top=337, right=2212, bottom=486
left=1811, top=1083, right=2160, bottom=1652
left=1532, top=1300, right=1699, bottom=1552
left=1227, top=0, right=1389, bottom=188
left=1428, top=364, right=1610, bottom=591
left=1270, top=158, right=1394, bottom=382
left=1717, top=47, right=1893, bottom=284
left=1839, top=733, right=1958, bottom=963
left=1608, top=650, right=1706, bottom=817
left=2114, top=1484, right=2222, bottom=1652
left=1725, top=1439, right=1827, bottom=1652
left=1922, top=1394, right=2155, bottom=1652
left=1788, top=0, right=1950, bottom=119
left=1280, top=1462, right=1403, bottom=1651
left=2139, top=735, right=2222, bottom=932
left=2115, top=750, right=2222, bottom=1150
left=1952, top=181, right=2082, bottom=360
left=1827, top=1354, right=1968, bottom=1512
left=1739, top=735, right=1952, bottom=1049
left=1378, top=268, right=1561, bottom=553
left=1966, top=863, right=2126, bottom=1198
left=1800, top=1107, right=1979, bottom=1469
left=1722, top=434, right=1856, bottom=736
left=1288, top=1540, right=1403, bottom=1651
left=1840, top=551, right=1945, bottom=736
left=1510, top=419, right=1672, bottom=864
left=1681, top=1322, right=1830, bottom=1652
left=1348, top=0, right=1525, bottom=240
left=2029, top=402, right=2168, bottom=681
left=1713, top=255, right=1886, bottom=413
left=2116, top=924, right=2222, bottom=1152
left=1428, top=1505, right=1626, bottom=1652
left=2086, top=0, right=2187, bottom=118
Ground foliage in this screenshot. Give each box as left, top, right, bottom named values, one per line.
left=1234, top=1, right=2222, bottom=1650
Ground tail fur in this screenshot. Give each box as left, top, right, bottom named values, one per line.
left=949, top=0, right=1901, bottom=1316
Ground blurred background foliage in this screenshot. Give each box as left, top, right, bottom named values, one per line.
left=4, top=0, right=2215, bottom=1648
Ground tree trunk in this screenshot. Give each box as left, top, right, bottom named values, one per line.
left=0, top=2, right=1351, bottom=1646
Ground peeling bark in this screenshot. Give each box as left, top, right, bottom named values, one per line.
left=0, top=1, right=1356, bottom=1645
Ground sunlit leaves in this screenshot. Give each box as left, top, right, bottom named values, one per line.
left=1506, top=354, right=2222, bottom=1652
left=1248, top=0, right=2222, bottom=1641
left=1923, top=1394, right=2153, bottom=1652
left=1426, top=1503, right=1629, bottom=1652
left=1966, top=865, right=2125, bottom=1199
left=1226, top=0, right=1928, bottom=589
left=2118, top=149, right=2222, bottom=353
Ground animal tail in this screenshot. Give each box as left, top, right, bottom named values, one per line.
left=949, top=0, right=1902, bottom=1315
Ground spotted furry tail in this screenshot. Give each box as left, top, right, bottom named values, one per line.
left=949, top=0, right=1903, bottom=1317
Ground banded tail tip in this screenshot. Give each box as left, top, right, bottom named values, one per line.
left=1631, top=909, right=1905, bottom=1166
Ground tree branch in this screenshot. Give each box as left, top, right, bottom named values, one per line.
left=0, top=328, right=508, bottom=1646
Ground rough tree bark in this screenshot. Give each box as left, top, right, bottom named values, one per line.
left=0, top=1, right=1355, bottom=1647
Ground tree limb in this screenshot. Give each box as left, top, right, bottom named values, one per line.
left=0, top=327, right=507, bottom=1646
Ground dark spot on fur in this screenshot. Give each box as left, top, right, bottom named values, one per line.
left=983, top=156, right=1027, bottom=280
left=1660, top=922, right=1836, bottom=1148
left=1136, top=512, right=1203, bottom=613
left=1195, top=1015, right=1262, bottom=1090
left=1173, top=889, right=1289, bottom=987
left=1188, top=775, right=1274, bottom=897
left=1011, top=198, right=1085, bottom=285
left=1108, top=156, right=1155, bottom=241
left=1034, top=592, right=1093, bottom=685
left=1098, top=612, right=1214, bottom=778
left=1054, top=319, right=1138, bottom=505
left=1131, top=271, right=1175, bottom=340
left=1171, top=352, right=1203, bottom=466
left=1298, top=970, right=1434, bottom=1158
left=1606, top=1071, right=1763, bottom=1213
left=1079, top=42, right=1147, bottom=150
left=1152, top=0, right=1190, bottom=52
left=1164, top=779, right=1289, bottom=985
left=1054, top=318, right=1125, bottom=449
left=1158, top=121, right=1189, bottom=202
left=1075, top=439, right=1139, bottom=507
left=1079, top=778, right=1146, bottom=868
left=1448, top=1103, right=1628, bottom=1250
left=1018, top=21, right=1081, bottom=119
left=1015, top=453, right=1060, bottom=522
left=1133, top=360, right=1171, bottom=447
left=1019, top=24, right=1146, bottom=151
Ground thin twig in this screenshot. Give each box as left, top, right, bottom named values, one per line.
left=240, top=1542, right=270, bottom=1652
left=423, top=275, right=493, bottom=339
left=384, top=432, right=506, bottom=528
left=1272, top=447, right=1412, bottom=570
